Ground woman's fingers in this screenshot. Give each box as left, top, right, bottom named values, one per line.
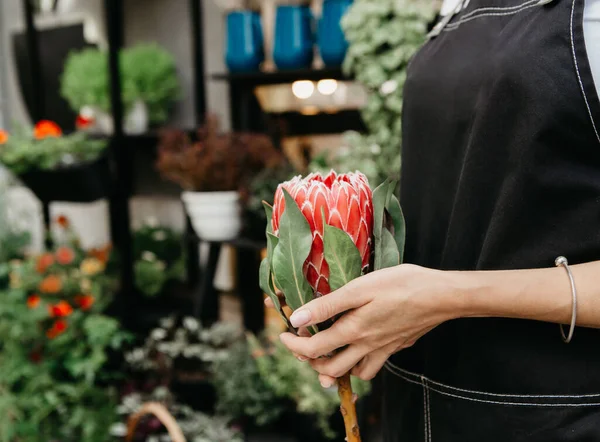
left=289, top=284, right=372, bottom=328
left=279, top=322, right=353, bottom=359
left=309, top=344, right=369, bottom=379
left=318, top=374, right=337, bottom=389
left=351, top=350, right=389, bottom=381
left=264, top=291, right=287, bottom=309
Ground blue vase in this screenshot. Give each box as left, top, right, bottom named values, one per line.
left=273, top=5, right=314, bottom=70
left=225, top=10, right=264, bottom=72
left=318, top=0, right=353, bottom=67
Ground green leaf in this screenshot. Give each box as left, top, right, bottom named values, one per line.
left=263, top=201, right=274, bottom=234
left=386, top=194, right=406, bottom=263
left=272, top=189, right=314, bottom=313
left=372, top=179, right=393, bottom=270
left=259, top=258, right=292, bottom=330
left=381, top=228, right=400, bottom=268
left=323, top=223, right=362, bottom=291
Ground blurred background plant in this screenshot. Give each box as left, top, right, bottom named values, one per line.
left=0, top=219, right=129, bottom=442
left=132, top=221, right=185, bottom=297
left=61, top=43, right=180, bottom=125
left=156, top=116, right=283, bottom=192
left=112, top=386, right=243, bottom=442
left=311, top=0, right=435, bottom=186
left=0, top=122, right=106, bottom=175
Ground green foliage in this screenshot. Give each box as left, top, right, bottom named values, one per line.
left=132, top=222, right=185, bottom=297
left=272, top=190, right=314, bottom=316
left=121, top=43, right=181, bottom=124
left=323, top=222, right=362, bottom=291
left=61, top=44, right=180, bottom=124
left=0, top=127, right=106, bottom=175
left=372, top=179, right=405, bottom=269
left=311, top=0, right=435, bottom=185
left=211, top=340, right=284, bottom=427
left=211, top=331, right=371, bottom=439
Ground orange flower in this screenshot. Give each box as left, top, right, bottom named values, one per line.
left=33, top=120, right=62, bottom=139
left=39, top=275, right=62, bottom=294
left=27, top=295, right=41, bottom=309
left=48, top=300, right=73, bottom=318
left=55, top=246, right=75, bottom=266
left=0, top=129, right=8, bottom=144
left=46, top=319, right=67, bottom=339
left=56, top=215, right=70, bottom=228
left=74, top=294, right=95, bottom=311
left=36, top=253, right=55, bottom=274
left=88, top=244, right=112, bottom=265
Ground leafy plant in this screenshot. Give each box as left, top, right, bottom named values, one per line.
left=0, top=220, right=128, bottom=442
left=126, top=317, right=243, bottom=376
left=61, top=44, right=180, bottom=124
left=132, top=221, right=185, bottom=297
left=113, top=387, right=243, bottom=442
left=156, top=116, right=283, bottom=192
left=211, top=329, right=371, bottom=438
left=311, top=0, right=435, bottom=185
left=0, top=122, right=106, bottom=175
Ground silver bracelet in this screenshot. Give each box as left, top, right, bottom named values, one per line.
left=555, top=256, right=577, bottom=343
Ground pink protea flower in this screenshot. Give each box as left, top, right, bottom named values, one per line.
left=272, top=171, right=373, bottom=296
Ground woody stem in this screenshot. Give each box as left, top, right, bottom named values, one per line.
left=338, top=372, right=361, bottom=442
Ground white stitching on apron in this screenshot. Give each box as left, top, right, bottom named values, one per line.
left=422, top=377, right=430, bottom=442
left=444, top=2, right=542, bottom=32
left=447, top=0, right=539, bottom=27
left=385, top=360, right=600, bottom=400
left=385, top=362, right=600, bottom=406
left=570, top=0, right=600, bottom=145
left=426, top=379, right=432, bottom=441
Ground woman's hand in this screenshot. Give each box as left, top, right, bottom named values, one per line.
left=274, top=264, right=467, bottom=387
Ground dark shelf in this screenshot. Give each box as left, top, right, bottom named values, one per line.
left=211, top=67, right=345, bottom=87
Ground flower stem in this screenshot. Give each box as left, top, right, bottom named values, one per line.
left=338, top=372, right=361, bottom=442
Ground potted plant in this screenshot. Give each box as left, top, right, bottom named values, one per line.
left=156, top=117, right=281, bottom=241
left=0, top=121, right=109, bottom=203
left=61, top=43, right=181, bottom=134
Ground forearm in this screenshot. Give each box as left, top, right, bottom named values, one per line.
left=451, top=261, right=600, bottom=328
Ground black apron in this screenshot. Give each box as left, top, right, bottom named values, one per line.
left=384, top=0, right=600, bottom=440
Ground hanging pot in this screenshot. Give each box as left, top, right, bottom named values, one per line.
left=318, top=0, right=353, bottom=67
left=225, top=10, right=265, bottom=72
left=273, top=5, right=314, bottom=70
left=18, top=154, right=111, bottom=203
left=181, top=191, right=241, bottom=242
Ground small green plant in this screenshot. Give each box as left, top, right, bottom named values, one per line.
left=133, top=221, right=185, bottom=297
left=0, top=122, right=106, bottom=175
left=61, top=43, right=180, bottom=124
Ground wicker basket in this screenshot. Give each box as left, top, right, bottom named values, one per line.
left=126, top=402, right=187, bottom=442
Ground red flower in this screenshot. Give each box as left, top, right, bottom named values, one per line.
left=75, top=114, right=94, bottom=129
left=56, top=215, right=70, bottom=228
left=74, top=294, right=95, bottom=311
left=27, top=295, right=41, bottom=309
left=48, top=301, right=73, bottom=318
left=46, top=320, right=67, bottom=339
left=36, top=253, right=55, bottom=274
left=39, top=275, right=62, bottom=294
left=33, top=120, right=62, bottom=139
left=0, top=129, right=8, bottom=144
left=272, top=171, right=373, bottom=296
left=55, top=246, right=75, bottom=266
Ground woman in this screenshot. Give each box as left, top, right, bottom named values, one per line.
left=273, top=0, right=600, bottom=440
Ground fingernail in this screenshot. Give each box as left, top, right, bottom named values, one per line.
left=290, top=309, right=311, bottom=328
left=320, top=378, right=334, bottom=389
left=297, top=356, right=308, bottom=362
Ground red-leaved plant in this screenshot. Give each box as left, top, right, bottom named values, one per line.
left=260, top=171, right=405, bottom=442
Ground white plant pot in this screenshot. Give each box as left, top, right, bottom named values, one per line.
left=82, top=100, right=149, bottom=135
left=181, top=191, right=242, bottom=241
